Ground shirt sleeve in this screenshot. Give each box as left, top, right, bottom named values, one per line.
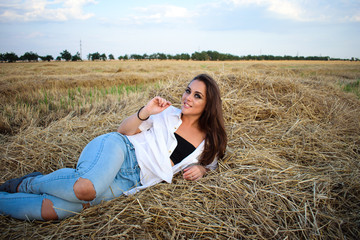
left=138, top=115, right=154, bottom=132
left=138, top=106, right=174, bottom=132
left=205, top=157, right=218, bottom=170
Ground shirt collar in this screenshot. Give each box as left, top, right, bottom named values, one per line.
left=172, top=106, right=182, bottom=119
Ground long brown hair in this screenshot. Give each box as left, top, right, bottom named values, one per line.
left=192, top=74, right=227, bottom=165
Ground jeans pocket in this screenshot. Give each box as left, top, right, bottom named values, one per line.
left=116, top=143, right=141, bottom=189
left=118, top=163, right=140, bottom=179
left=116, top=164, right=141, bottom=192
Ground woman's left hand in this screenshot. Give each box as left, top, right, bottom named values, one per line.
left=183, top=165, right=208, bottom=181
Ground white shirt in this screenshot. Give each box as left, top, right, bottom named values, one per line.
left=126, top=106, right=217, bottom=194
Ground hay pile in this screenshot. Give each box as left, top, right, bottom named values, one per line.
left=1, top=67, right=360, bottom=239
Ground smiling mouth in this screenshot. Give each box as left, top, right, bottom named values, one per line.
left=183, top=102, right=191, bottom=108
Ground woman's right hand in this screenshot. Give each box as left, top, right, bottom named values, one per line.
left=117, top=97, right=171, bottom=136
left=140, top=96, right=171, bottom=119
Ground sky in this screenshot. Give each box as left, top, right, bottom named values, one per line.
left=0, top=0, right=359, bottom=59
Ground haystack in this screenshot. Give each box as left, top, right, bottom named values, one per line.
left=1, top=62, right=359, bottom=239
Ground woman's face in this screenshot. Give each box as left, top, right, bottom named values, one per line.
left=181, top=79, right=207, bottom=118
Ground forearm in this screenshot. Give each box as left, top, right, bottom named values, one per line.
left=117, top=106, right=151, bottom=135
left=117, top=113, right=143, bottom=135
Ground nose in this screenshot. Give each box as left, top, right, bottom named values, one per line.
left=185, top=93, right=193, bottom=102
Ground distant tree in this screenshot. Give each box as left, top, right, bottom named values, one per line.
left=60, top=50, right=72, bottom=61
left=191, top=51, right=209, bottom=61
left=39, top=55, right=54, bottom=62
left=4, top=52, right=19, bottom=62
left=181, top=53, right=191, bottom=60
left=71, top=52, right=82, bottom=61
left=56, top=56, right=62, bottom=61
left=130, top=54, right=143, bottom=60
left=89, top=52, right=100, bottom=61
left=118, top=54, right=129, bottom=60
left=173, top=53, right=190, bottom=60
left=157, top=53, right=167, bottom=60
left=108, top=54, right=115, bottom=60
left=206, top=51, right=220, bottom=60
left=0, top=53, right=5, bottom=62
left=149, top=53, right=157, bottom=60
left=46, top=55, right=54, bottom=61
left=100, top=53, right=107, bottom=61
left=20, top=51, right=39, bottom=62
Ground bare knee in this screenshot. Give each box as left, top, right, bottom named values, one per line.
left=73, top=178, right=96, bottom=201
left=41, top=199, right=58, bottom=221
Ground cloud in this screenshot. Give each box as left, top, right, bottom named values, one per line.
left=225, top=0, right=306, bottom=21
left=0, top=0, right=97, bottom=22
left=345, top=12, right=360, bottom=22
left=127, top=5, right=194, bottom=25
left=225, top=0, right=360, bottom=23
left=25, top=31, right=45, bottom=39
left=351, top=15, right=360, bottom=22
left=266, top=0, right=304, bottom=20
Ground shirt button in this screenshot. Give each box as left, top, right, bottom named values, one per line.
left=169, top=150, right=171, bottom=153
left=174, top=126, right=177, bottom=129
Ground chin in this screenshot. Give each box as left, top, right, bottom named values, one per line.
left=181, top=106, right=188, bottom=112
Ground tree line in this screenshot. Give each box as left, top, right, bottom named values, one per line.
left=0, top=50, right=358, bottom=63
left=0, top=50, right=80, bottom=62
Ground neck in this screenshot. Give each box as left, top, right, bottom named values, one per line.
left=181, top=114, right=201, bottom=128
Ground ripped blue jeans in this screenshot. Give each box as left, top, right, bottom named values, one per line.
left=0, top=132, right=141, bottom=220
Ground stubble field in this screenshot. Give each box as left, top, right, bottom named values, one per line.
left=0, top=60, right=359, bottom=239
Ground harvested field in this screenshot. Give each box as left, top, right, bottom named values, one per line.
left=1, top=60, right=360, bottom=239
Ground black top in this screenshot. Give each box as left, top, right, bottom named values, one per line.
left=170, top=133, right=196, bottom=165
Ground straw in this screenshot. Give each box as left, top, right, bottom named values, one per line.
left=1, top=61, right=359, bottom=239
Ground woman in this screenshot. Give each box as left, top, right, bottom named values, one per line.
left=0, top=74, right=227, bottom=221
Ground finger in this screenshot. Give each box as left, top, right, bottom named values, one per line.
left=184, top=174, right=195, bottom=181
left=161, top=99, right=171, bottom=108
left=185, top=172, right=198, bottom=179
left=191, top=174, right=201, bottom=181
left=157, top=97, right=167, bottom=107
left=183, top=166, right=194, bottom=172
left=183, top=170, right=191, bottom=178
left=183, top=169, right=194, bottom=177
left=184, top=165, right=198, bottom=173
left=183, top=170, right=198, bottom=180
left=161, top=99, right=168, bottom=107
left=148, top=97, right=159, bottom=108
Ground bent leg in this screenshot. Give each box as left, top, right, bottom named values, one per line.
left=92, top=149, right=141, bottom=205
left=73, top=178, right=96, bottom=201
left=17, top=133, right=130, bottom=203
left=0, top=192, right=83, bottom=220
left=41, top=199, right=58, bottom=220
